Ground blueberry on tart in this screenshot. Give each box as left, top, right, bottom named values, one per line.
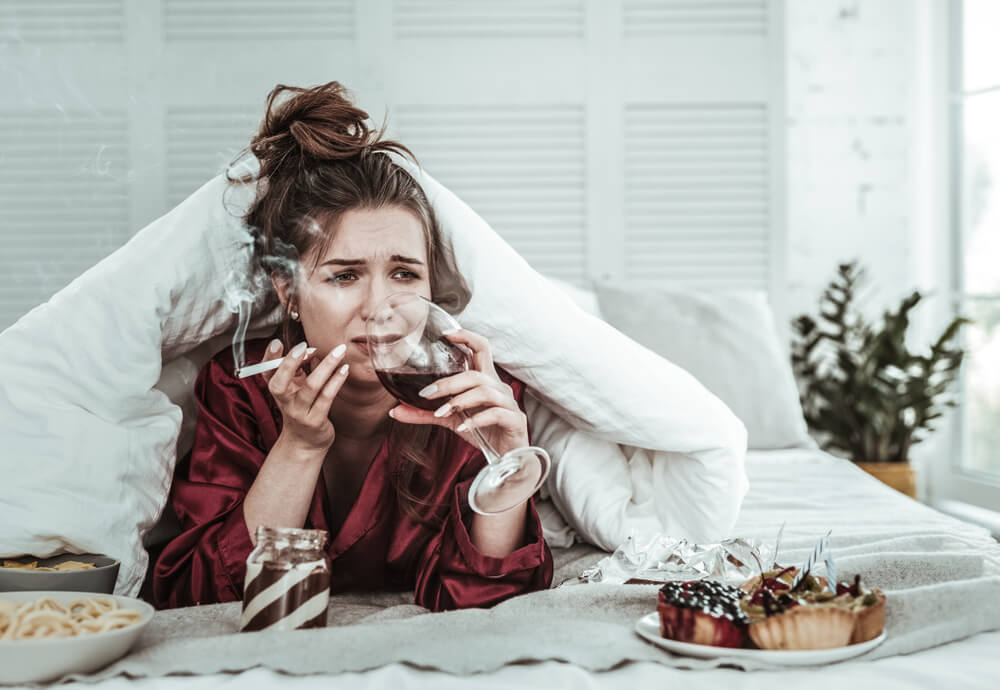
left=657, top=580, right=749, bottom=648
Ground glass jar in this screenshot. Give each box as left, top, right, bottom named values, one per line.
left=239, top=526, right=330, bottom=632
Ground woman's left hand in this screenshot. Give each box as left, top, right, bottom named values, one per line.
left=388, top=329, right=529, bottom=457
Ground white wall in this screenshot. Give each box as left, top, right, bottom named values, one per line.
left=785, top=0, right=926, bottom=322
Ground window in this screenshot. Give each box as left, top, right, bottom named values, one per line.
left=953, top=0, right=1000, bottom=502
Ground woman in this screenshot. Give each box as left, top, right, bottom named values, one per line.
left=152, top=82, right=553, bottom=612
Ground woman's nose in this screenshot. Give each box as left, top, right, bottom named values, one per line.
left=359, top=279, right=390, bottom=322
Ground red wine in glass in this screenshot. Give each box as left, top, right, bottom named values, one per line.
left=375, top=368, right=466, bottom=412
left=367, top=292, right=551, bottom=515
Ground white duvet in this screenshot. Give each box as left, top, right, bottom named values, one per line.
left=0, top=159, right=748, bottom=594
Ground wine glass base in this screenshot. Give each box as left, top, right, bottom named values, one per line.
left=467, top=446, right=550, bottom=515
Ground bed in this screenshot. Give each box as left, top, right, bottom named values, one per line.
left=1, top=164, right=998, bottom=688
left=58, top=447, right=1000, bottom=688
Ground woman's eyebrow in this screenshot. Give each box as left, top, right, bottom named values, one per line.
left=320, top=255, right=425, bottom=267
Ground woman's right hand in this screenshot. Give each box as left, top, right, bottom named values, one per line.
left=261, top=340, right=350, bottom=453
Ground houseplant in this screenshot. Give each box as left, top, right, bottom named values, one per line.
left=790, top=261, right=970, bottom=497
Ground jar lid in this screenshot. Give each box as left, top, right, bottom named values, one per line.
left=255, top=525, right=328, bottom=549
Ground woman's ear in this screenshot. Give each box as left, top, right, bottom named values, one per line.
left=271, top=274, right=292, bottom=312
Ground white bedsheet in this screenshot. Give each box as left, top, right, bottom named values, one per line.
left=73, top=628, right=1000, bottom=690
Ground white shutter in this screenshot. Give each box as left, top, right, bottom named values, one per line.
left=624, top=103, right=770, bottom=288
left=0, top=110, right=130, bottom=328
left=163, top=0, right=354, bottom=41
left=165, top=107, right=260, bottom=206
left=623, top=0, right=767, bottom=36
left=0, top=0, right=125, bottom=43
left=393, top=0, right=585, bottom=38
left=395, top=105, right=587, bottom=282
left=0, top=0, right=785, bottom=330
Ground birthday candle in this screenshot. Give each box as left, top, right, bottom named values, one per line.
left=791, top=531, right=831, bottom=588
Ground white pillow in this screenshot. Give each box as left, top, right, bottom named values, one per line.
left=595, top=286, right=812, bottom=450
left=0, top=160, right=748, bottom=595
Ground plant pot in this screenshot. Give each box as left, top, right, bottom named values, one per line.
left=855, top=461, right=917, bottom=499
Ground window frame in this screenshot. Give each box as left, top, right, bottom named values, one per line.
left=937, top=0, right=1000, bottom=512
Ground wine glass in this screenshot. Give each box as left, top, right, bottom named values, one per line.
left=366, top=292, right=550, bottom=515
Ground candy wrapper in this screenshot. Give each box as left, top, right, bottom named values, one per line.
left=562, top=528, right=784, bottom=587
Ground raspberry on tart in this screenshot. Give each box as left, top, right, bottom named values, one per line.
left=657, top=580, right=749, bottom=648
left=836, top=574, right=887, bottom=643
left=740, top=566, right=828, bottom=602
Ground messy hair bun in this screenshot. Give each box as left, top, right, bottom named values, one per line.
left=250, top=82, right=411, bottom=172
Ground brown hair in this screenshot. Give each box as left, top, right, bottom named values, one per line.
left=229, top=81, right=471, bottom=526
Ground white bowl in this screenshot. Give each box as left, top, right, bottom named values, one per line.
left=0, top=590, right=154, bottom=684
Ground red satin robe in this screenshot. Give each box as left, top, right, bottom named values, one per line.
left=152, top=338, right=553, bottom=612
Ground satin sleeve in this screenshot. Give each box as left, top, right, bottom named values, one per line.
left=152, top=354, right=275, bottom=609
left=412, top=373, right=554, bottom=611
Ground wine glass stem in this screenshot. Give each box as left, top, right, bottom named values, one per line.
left=458, top=409, right=503, bottom=465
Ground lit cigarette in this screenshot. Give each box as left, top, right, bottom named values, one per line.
left=236, top=348, right=316, bottom=378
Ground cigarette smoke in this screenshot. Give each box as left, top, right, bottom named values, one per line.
left=222, top=224, right=305, bottom=375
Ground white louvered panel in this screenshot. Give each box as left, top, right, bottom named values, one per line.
left=164, top=0, right=354, bottom=41
left=624, top=103, right=770, bottom=288
left=624, top=0, right=766, bottom=37
left=0, top=111, right=129, bottom=330
left=393, top=0, right=584, bottom=39
left=0, top=0, right=124, bottom=43
left=394, top=105, right=586, bottom=282
left=166, top=107, right=260, bottom=207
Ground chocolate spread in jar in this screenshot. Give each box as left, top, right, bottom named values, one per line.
left=239, top=526, right=330, bottom=632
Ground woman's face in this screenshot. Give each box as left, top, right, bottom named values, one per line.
left=285, top=205, right=432, bottom=384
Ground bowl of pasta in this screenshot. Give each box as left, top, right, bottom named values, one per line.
left=0, top=554, right=120, bottom=593
left=0, top=591, right=154, bottom=683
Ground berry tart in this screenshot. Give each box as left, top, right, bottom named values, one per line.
left=657, top=580, right=749, bottom=648
left=740, top=568, right=853, bottom=650
left=740, top=568, right=885, bottom=650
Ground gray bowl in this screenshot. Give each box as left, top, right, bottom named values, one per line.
left=0, top=554, right=119, bottom=593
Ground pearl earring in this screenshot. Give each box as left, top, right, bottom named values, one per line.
left=290, top=310, right=300, bottom=321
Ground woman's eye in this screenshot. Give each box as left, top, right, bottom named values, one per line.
left=392, top=269, right=420, bottom=280
left=327, top=272, right=357, bottom=283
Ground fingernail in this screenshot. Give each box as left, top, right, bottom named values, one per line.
left=419, top=384, right=438, bottom=398
left=456, top=422, right=468, bottom=432
left=388, top=408, right=395, bottom=419
left=269, top=339, right=282, bottom=353
left=332, top=343, right=346, bottom=358
left=291, top=342, right=307, bottom=358
left=434, top=403, right=452, bottom=418
left=305, top=347, right=317, bottom=357
left=339, top=364, right=349, bottom=375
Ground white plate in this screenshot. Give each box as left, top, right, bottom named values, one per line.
left=0, top=590, right=154, bottom=684
left=635, top=612, right=886, bottom=666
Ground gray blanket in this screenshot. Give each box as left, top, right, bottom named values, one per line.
left=70, top=450, right=1000, bottom=680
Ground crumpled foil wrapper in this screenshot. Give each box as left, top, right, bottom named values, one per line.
left=561, top=532, right=780, bottom=587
